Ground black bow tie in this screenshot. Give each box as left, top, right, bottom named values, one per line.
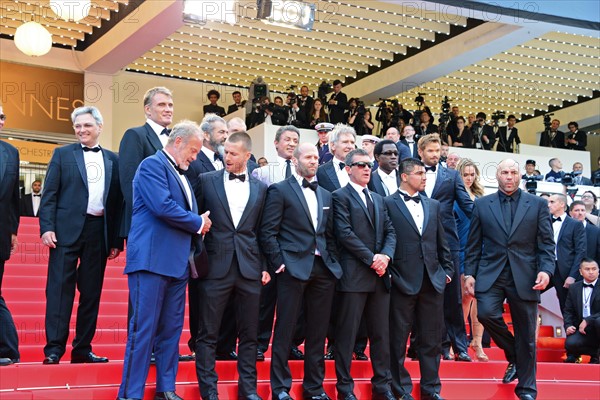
left=552, top=216, right=562, bottom=223
left=229, top=173, right=246, bottom=182
left=338, top=162, right=346, bottom=170
left=302, top=179, right=318, bottom=191
left=162, top=150, right=185, bottom=175
left=583, top=283, right=594, bottom=289
left=82, top=146, right=100, bottom=152
left=425, top=165, right=436, bottom=172
left=160, top=128, right=170, bottom=136
left=33, top=194, right=41, bottom=197
left=214, top=153, right=223, bottom=162
left=402, top=193, right=421, bottom=203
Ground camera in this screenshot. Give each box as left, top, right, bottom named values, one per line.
left=318, top=81, right=332, bottom=103
left=562, top=172, right=574, bottom=186
left=543, top=113, right=554, bottom=130
left=415, top=93, right=426, bottom=107
left=491, top=111, right=506, bottom=121
left=525, top=177, right=539, bottom=194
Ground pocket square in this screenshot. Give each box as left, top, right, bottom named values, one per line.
left=323, top=207, right=330, bottom=210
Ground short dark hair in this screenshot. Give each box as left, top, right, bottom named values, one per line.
left=232, top=91, right=241, bottom=96
left=568, top=121, right=578, bottom=129
left=456, top=116, right=466, bottom=123
left=333, top=79, right=342, bottom=86
left=398, top=158, right=424, bottom=175
left=507, top=115, right=516, bottom=121
left=345, top=149, right=369, bottom=166
left=207, top=89, right=220, bottom=100
left=580, top=258, right=598, bottom=267
left=227, top=131, right=252, bottom=152
left=374, top=139, right=396, bottom=156
left=476, top=112, right=486, bottom=120
left=569, top=200, right=585, bottom=211
left=275, top=125, right=300, bottom=142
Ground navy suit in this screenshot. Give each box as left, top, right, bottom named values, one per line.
left=552, top=216, right=586, bottom=313
left=0, top=141, right=20, bottom=361
left=368, top=169, right=400, bottom=197
left=400, top=139, right=419, bottom=159
left=316, top=160, right=342, bottom=193
left=119, top=151, right=203, bottom=399
left=583, top=222, right=600, bottom=264
left=395, top=141, right=412, bottom=161
left=39, top=143, right=122, bottom=359
left=195, top=170, right=267, bottom=398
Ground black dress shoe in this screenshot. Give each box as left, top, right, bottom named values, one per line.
left=421, top=393, right=444, bottom=400
left=305, top=394, right=331, bottom=400
left=372, top=390, right=395, bottom=400
left=289, top=346, right=304, bottom=360
left=276, top=392, right=293, bottom=400
left=589, top=355, right=599, bottom=364
left=216, top=350, right=238, bottom=360
left=518, top=395, right=535, bottom=400
left=71, top=352, right=109, bottom=363
left=353, top=350, right=368, bottom=361
left=0, top=357, right=13, bottom=366
left=324, top=348, right=334, bottom=360
left=454, top=351, right=472, bottom=362
left=155, top=391, right=183, bottom=400
left=337, top=393, right=357, bottom=400
left=256, top=349, right=265, bottom=361
left=502, top=363, right=517, bottom=383
left=179, top=353, right=195, bottom=362
left=441, top=351, right=453, bottom=361
left=241, top=395, right=262, bottom=400
left=564, top=354, right=580, bottom=363
left=43, top=354, right=60, bottom=364
left=406, top=347, right=418, bottom=360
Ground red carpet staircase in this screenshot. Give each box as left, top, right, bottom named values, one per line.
left=1, top=217, right=598, bottom=399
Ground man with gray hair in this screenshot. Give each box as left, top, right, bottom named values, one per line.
left=40, top=106, right=123, bottom=365
left=118, top=120, right=212, bottom=400
left=316, top=124, right=356, bottom=193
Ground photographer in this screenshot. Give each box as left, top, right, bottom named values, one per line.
left=417, top=109, right=438, bottom=137
left=539, top=118, right=566, bottom=148
left=348, top=100, right=374, bottom=136
left=285, top=92, right=308, bottom=128
left=471, top=112, right=495, bottom=150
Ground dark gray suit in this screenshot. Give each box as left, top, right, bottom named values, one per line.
left=465, top=190, right=555, bottom=399
left=195, top=170, right=267, bottom=399
left=384, top=192, right=453, bottom=398
left=260, top=176, right=342, bottom=398
left=0, top=141, right=20, bottom=361
left=332, top=185, right=395, bottom=396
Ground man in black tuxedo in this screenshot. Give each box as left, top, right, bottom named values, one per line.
left=260, top=143, right=343, bottom=400
left=563, top=259, right=600, bottom=364
left=0, top=109, right=21, bottom=366
left=417, top=134, right=473, bottom=362
left=566, top=121, right=587, bottom=151
left=400, top=126, right=419, bottom=159
left=316, top=124, right=356, bottom=193
left=332, top=149, right=396, bottom=400
left=298, top=85, right=314, bottom=123
left=465, top=159, right=555, bottom=400
left=539, top=119, right=565, bottom=148
left=227, top=91, right=245, bottom=115
left=496, top=115, right=521, bottom=153
left=570, top=201, right=600, bottom=264
left=368, top=140, right=400, bottom=197
left=40, top=106, right=123, bottom=365
left=547, top=194, right=586, bottom=314
left=327, top=80, right=348, bottom=124
left=385, top=158, right=453, bottom=400
left=471, top=112, right=495, bottom=150
left=383, top=127, right=411, bottom=161
left=195, top=132, right=270, bottom=400
left=20, top=179, right=42, bottom=217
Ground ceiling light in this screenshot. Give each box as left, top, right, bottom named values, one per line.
left=14, top=21, right=53, bottom=57
left=50, top=0, right=91, bottom=22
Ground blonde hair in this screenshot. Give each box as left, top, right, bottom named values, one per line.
left=457, top=158, right=484, bottom=197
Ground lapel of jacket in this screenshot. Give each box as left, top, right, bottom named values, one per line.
left=488, top=193, right=509, bottom=236
left=431, top=164, right=445, bottom=198
left=315, top=186, right=325, bottom=233
left=372, top=170, right=387, bottom=196
left=73, top=145, right=88, bottom=189
left=348, top=185, right=374, bottom=228
left=557, top=216, right=570, bottom=243
left=213, top=171, right=235, bottom=226
left=326, top=161, right=341, bottom=189
left=392, top=192, right=420, bottom=236
left=101, top=150, right=112, bottom=205
left=239, top=176, right=260, bottom=229
left=590, top=283, right=599, bottom=313
left=0, top=143, right=7, bottom=185
left=289, top=177, right=315, bottom=232
left=509, top=192, right=530, bottom=237
left=145, top=123, right=163, bottom=151
left=199, top=151, right=216, bottom=172
left=158, top=151, right=191, bottom=210
left=421, top=194, right=430, bottom=233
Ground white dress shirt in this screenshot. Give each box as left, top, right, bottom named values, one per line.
left=201, top=146, right=224, bottom=171
left=424, top=165, right=437, bottom=198
left=332, top=157, right=350, bottom=188
left=582, top=278, right=597, bottom=318
left=399, top=190, right=424, bottom=235
left=378, top=169, right=398, bottom=196
left=82, top=145, right=105, bottom=216
left=146, top=118, right=169, bottom=148
left=32, top=193, right=41, bottom=216
left=163, top=151, right=193, bottom=209
left=224, top=169, right=250, bottom=228
left=297, top=175, right=320, bottom=255
left=276, top=156, right=295, bottom=180
left=552, top=212, right=567, bottom=260
left=348, top=181, right=371, bottom=208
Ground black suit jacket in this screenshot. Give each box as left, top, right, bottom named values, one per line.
left=384, top=192, right=453, bottom=295
left=39, top=144, right=123, bottom=252
left=328, top=92, right=348, bottom=124
left=465, top=191, right=555, bottom=301
left=203, top=104, right=226, bottom=117
left=539, top=130, right=566, bottom=148
left=332, top=185, right=396, bottom=292
left=555, top=216, right=587, bottom=280
left=118, top=123, right=163, bottom=237
left=197, top=170, right=267, bottom=280
left=563, top=280, right=600, bottom=329
left=471, top=124, right=495, bottom=150
left=0, top=141, right=20, bottom=261
left=566, top=130, right=587, bottom=151
left=316, top=160, right=342, bottom=193
left=227, top=103, right=244, bottom=114
left=260, top=176, right=342, bottom=281
left=496, top=126, right=521, bottom=153
left=400, top=139, right=419, bottom=158
left=427, top=165, right=473, bottom=251
left=185, top=151, right=217, bottom=203
left=368, top=169, right=400, bottom=197
left=583, top=222, right=600, bottom=264
left=20, top=193, right=39, bottom=217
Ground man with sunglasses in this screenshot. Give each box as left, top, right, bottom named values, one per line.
left=369, top=140, right=400, bottom=197
left=332, top=149, right=396, bottom=400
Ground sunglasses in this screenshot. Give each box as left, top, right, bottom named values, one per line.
left=350, top=161, right=374, bottom=169
left=381, top=150, right=399, bottom=156
left=0, top=114, right=6, bottom=121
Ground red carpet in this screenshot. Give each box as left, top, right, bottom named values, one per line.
left=1, top=217, right=598, bottom=399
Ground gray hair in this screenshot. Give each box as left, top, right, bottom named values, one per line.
left=345, top=149, right=369, bottom=166
left=143, top=87, right=173, bottom=108
left=275, top=125, right=300, bottom=142
left=200, top=113, right=226, bottom=136
left=167, top=120, right=202, bottom=145
left=71, top=106, right=103, bottom=125
left=227, top=117, right=247, bottom=132
left=329, top=123, right=356, bottom=145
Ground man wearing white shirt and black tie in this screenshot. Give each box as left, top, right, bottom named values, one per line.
left=400, top=126, right=419, bottom=159
left=316, top=124, right=356, bottom=193
left=563, top=259, right=600, bottom=364
left=20, top=180, right=42, bottom=217
left=252, top=125, right=300, bottom=186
